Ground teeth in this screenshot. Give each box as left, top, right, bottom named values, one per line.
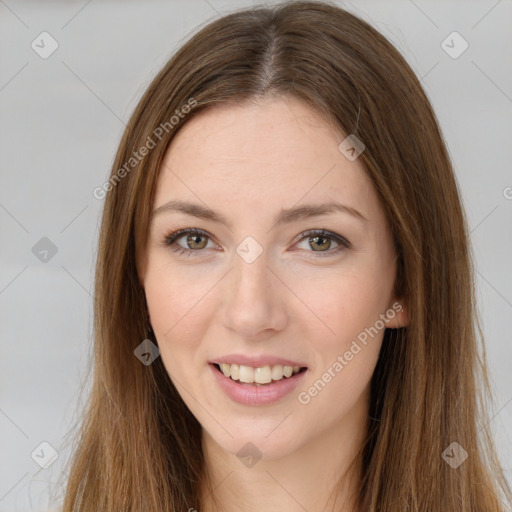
left=254, top=366, right=272, bottom=384
left=271, top=364, right=283, bottom=381
left=218, top=363, right=303, bottom=384
left=220, top=363, right=231, bottom=377
left=239, top=365, right=254, bottom=383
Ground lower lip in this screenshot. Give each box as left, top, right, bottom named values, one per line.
left=209, top=363, right=307, bottom=406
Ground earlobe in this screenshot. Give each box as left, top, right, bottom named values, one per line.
left=385, top=300, right=409, bottom=328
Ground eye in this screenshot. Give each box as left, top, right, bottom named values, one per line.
left=161, top=228, right=351, bottom=258
left=162, top=228, right=217, bottom=257
left=293, top=229, right=351, bottom=258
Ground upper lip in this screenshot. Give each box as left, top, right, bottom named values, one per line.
left=210, top=354, right=308, bottom=368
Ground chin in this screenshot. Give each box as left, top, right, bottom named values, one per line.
left=204, top=420, right=302, bottom=463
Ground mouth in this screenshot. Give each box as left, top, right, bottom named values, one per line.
left=211, top=362, right=308, bottom=387
left=209, top=361, right=309, bottom=405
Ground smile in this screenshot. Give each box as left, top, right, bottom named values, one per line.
left=214, top=363, right=306, bottom=385
left=209, top=363, right=308, bottom=405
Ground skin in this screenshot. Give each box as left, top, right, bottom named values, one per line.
left=140, top=95, right=409, bottom=512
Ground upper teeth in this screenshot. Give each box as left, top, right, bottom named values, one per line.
left=219, top=363, right=302, bottom=384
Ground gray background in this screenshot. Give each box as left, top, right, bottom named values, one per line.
left=1, top=0, right=511, bottom=510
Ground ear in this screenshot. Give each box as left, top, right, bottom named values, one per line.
left=384, top=298, right=409, bottom=328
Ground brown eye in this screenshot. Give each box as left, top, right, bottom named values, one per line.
left=309, top=235, right=332, bottom=251
left=186, top=233, right=208, bottom=250
left=294, top=229, right=351, bottom=258
left=163, top=228, right=214, bottom=256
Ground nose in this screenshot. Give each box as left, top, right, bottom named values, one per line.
left=220, top=246, right=287, bottom=339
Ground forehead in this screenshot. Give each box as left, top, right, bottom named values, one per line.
left=154, top=96, right=379, bottom=223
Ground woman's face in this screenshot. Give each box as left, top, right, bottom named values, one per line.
left=141, top=96, right=407, bottom=461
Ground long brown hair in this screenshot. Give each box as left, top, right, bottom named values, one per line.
left=59, top=1, right=512, bottom=510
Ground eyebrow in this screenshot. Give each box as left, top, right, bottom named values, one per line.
left=150, top=199, right=368, bottom=229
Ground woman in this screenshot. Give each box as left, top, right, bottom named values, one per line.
left=60, top=1, right=512, bottom=510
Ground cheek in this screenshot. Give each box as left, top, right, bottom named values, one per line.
left=294, top=276, right=387, bottom=411
left=145, top=271, right=213, bottom=392
left=144, top=259, right=215, bottom=359
left=145, top=252, right=213, bottom=323
left=291, top=265, right=391, bottom=343
left=290, top=264, right=392, bottom=398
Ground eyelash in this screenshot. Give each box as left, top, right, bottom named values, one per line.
left=162, top=228, right=351, bottom=259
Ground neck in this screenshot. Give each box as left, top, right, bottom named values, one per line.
left=198, top=391, right=368, bottom=512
